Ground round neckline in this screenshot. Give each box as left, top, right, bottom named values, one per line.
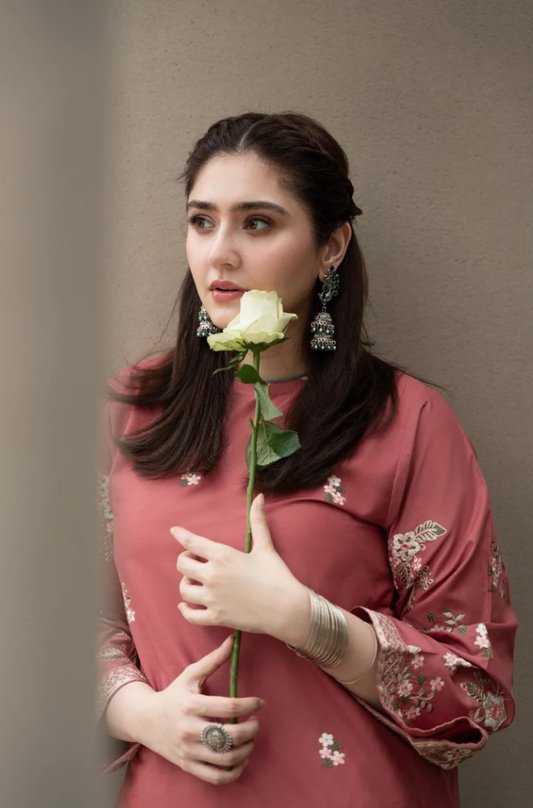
left=233, top=374, right=307, bottom=397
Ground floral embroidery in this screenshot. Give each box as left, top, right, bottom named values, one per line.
left=488, top=539, right=506, bottom=600
left=390, top=521, right=447, bottom=610
left=413, top=741, right=481, bottom=770
left=370, top=614, right=444, bottom=727
left=474, top=623, right=492, bottom=658
left=425, top=610, right=468, bottom=635
left=96, top=665, right=147, bottom=718
left=442, top=652, right=472, bottom=676
left=97, top=472, right=114, bottom=562
left=121, top=583, right=135, bottom=623
left=179, top=472, right=202, bottom=487
left=323, top=475, right=346, bottom=506
left=461, top=672, right=507, bottom=731
left=318, top=733, right=345, bottom=767
left=353, top=613, right=486, bottom=770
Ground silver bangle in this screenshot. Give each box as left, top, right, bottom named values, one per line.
left=287, top=587, right=349, bottom=668
left=335, top=623, right=378, bottom=685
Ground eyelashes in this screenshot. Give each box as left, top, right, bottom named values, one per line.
left=187, top=215, right=272, bottom=231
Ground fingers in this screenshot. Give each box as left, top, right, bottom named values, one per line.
left=177, top=552, right=209, bottom=583
left=183, top=636, right=234, bottom=686
left=180, top=576, right=209, bottom=606
left=179, top=601, right=215, bottom=626
left=196, top=738, right=256, bottom=769
left=184, top=758, right=248, bottom=786
left=171, top=526, right=218, bottom=560
left=250, top=493, right=274, bottom=551
left=190, top=693, right=265, bottom=720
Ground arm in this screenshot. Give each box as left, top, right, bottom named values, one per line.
left=96, top=470, right=148, bottom=773
left=344, top=390, right=517, bottom=769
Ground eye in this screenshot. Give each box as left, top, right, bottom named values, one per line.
left=187, top=214, right=213, bottom=230
left=245, top=216, right=271, bottom=231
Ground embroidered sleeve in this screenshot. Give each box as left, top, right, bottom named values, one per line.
left=352, top=390, right=517, bottom=770
left=96, top=419, right=147, bottom=773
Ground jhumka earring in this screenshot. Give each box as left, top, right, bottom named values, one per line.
left=310, top=265, right=340, bottom=351
left=197, top=305, right=221, bottom=337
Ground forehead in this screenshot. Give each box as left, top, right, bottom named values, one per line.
left=189, top=152, right=295, bottom=205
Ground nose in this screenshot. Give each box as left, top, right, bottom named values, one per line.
left=208, top=222, right=241, bottom=271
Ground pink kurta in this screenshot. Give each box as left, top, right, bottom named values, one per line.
left=97, top=365, right=517, bottom=808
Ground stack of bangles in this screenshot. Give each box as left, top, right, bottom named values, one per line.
left=287, top=587, right=378, bottom=684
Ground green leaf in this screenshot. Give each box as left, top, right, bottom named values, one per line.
left=426, top=612, right=437, bottom=623
left=235, top=364, right=265, bottom=385
left=417, top=675, right=426, bottom=686
left=265, top=423, right=301, bottom=458
left=255, top=424, right=283, bottom=469
left=254, top=382, right=283, bottom=420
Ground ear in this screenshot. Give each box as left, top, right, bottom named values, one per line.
left=318, top=222, right=352, bottom=280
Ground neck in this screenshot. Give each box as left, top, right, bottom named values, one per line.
left=243, top=321, right=307, bottom=382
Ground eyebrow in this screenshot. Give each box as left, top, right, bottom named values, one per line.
left=186, top=199, right=289, bottom=216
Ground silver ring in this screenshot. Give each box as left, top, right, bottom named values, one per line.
left=201, top=723, right=233, bottom=754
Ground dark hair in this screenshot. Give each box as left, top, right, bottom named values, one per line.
left=109, top=111, right=399, bottom=492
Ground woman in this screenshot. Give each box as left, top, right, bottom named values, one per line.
left=97, top=112, right=517, bottom=808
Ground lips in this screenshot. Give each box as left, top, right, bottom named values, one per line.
left=210, top=280, right=246, bottom=292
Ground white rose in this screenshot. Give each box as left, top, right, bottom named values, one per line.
left=207, top=290, right=297, bottom=352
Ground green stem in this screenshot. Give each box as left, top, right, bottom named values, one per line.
left=229, top=348, right=261, bottom=713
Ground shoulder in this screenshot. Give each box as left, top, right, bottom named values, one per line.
left=108, top=351, right=173, bottom=395
left=394, top=371, right=471, bottom=446
left=101, top=352, right=172, bottom=461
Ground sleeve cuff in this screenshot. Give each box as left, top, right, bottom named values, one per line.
left=351, top=606, right=488, bottom=769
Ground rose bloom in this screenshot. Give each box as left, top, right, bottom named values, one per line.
left=207, top=290, right=297, bottom=352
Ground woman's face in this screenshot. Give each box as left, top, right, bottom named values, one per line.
left=186, top=152, right=323, bottom=330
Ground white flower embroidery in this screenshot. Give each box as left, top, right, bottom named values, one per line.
left=443, top=652, right=472, bottom=676
left=318, top=733, right=344, bottom=768
left=431, top=677, right=445, bottom=692
left=121, top=583, right=135, bottom=624
left=323, top=475, right=346, bottom=506
left=474, top=623, right=492, bottom=658
left=179, top=472, right=202, bottom=487
left=330, top=751, right=345, bottom=766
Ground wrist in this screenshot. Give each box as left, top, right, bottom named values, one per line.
left=270, top=581, right=311, bottom=647
left=105, top=681, right=157, bottom=745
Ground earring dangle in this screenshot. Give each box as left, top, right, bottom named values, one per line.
left=310, top=265, right=340, bottom=351
left=197, top=305, right=221, bottom=337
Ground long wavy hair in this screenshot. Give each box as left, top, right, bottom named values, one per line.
left=109, top=111, right=400, bottom=492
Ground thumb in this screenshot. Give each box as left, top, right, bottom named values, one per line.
left=184, top=635, right=234, bottom=689
left=250, top=493, right=274, bottom=551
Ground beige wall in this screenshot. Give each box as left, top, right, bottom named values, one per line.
left=103, top=1, right=532, bottom=805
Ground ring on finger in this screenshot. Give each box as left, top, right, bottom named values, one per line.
left=201, top=723, right=233, bottom=754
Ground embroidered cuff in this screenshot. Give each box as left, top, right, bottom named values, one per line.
left=350, top=607, right=488, bottom=769
left=96, top=665, right=148, bottom=721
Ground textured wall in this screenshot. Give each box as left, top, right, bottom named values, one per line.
left=104, top=1, right=532, bottom=805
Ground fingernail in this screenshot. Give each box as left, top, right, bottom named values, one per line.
left=260, top=699, right=266, bottom=707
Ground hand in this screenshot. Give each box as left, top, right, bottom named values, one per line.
left=143, top=636, right=264, bottom=785
left=171, top=494, right=310, bottom=644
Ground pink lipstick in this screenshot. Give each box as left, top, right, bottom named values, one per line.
left=210, top=280, right=246, bottom=302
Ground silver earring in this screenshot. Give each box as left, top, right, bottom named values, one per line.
left=197, top=305, right=221, bottom=337
left=310, top=266, right=339, bottom=351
